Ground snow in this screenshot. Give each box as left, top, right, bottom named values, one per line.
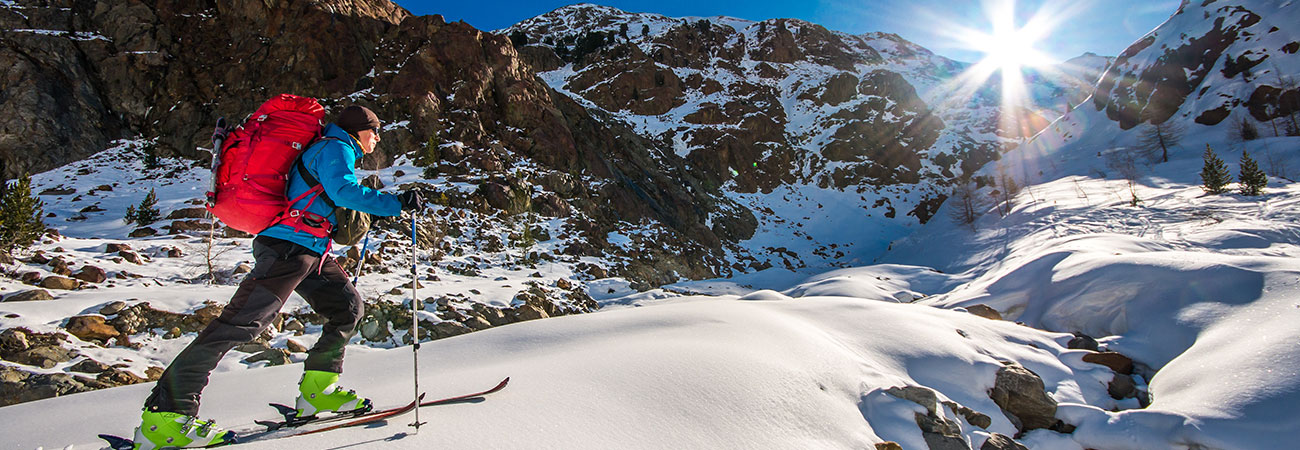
left=5, top=293, right=1118, bottom=450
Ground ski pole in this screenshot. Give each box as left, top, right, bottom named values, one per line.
left=409, top=212, right=425, bottom=432
left=206, top=118, right=227, bottom=285
left=351, top=232, right=370, bottom=285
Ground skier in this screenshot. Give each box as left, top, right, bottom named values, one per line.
left=132, top=105, right=425, bottom=449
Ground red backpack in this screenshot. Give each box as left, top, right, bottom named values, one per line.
left=205, top=94, right=333, bottom=237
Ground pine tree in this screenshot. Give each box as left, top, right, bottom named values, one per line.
left=1238, top=149, right=1267, bottom=196
left=125, top=188, right=161, bottom=226
left=1200, top=144, right=1231, bottom=194
left=0, top=174, right=46, bottom=253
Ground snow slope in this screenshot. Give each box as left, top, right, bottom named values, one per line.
left=6, top=292, right=1115, bottom=450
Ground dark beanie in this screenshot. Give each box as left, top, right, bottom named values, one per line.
left=335, top=105, right=380, bottom=134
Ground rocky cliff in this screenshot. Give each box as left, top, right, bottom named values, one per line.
left=0, top=0, right=756, bottom=285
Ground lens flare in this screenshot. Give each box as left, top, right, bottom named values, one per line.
left=921, top=0, right=1096, bottom=143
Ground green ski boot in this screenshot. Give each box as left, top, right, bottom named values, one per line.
left=133, top=409, right=234, bottom=449
left=295, top=370, right=371, bottom=417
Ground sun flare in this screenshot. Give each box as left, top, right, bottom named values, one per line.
left=923, top=0, right=1090, bottom=141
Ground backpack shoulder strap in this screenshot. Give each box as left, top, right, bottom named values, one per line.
left=295, top=136, right=343, bottom=210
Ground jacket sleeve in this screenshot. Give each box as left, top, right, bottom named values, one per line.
left=309, top=141, right=403, bottom=217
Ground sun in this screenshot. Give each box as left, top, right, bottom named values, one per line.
left=919, top=0, right=1090, bottom=141
left=963, top=1, right=1056, bottom=74
left=977, top=25, right=1052, bottom=73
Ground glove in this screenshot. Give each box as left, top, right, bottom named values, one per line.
left=397, top=190, right=425, bottom=211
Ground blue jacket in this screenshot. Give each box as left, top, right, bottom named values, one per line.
left=260, top=123, right=402, bottom=254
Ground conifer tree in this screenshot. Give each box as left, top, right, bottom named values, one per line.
left=1238, top=149, right=1268, bottom=196
left=0, top=174, right=46, bottom=253
left=1201, top=144, right=1231, bottom=194
left=125, top=188, right=161, bottom=226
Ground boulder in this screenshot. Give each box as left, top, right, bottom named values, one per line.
left=166, top=219, right=207, bottom=234
left=165, top=207, right=209, bottom=220
left=39, top=276, right=80, bottom=290
left=478, top=182, right=531, bottom=214
left=107, top=302, right=210, bottom=336
left=235, top=342, right=272, bottom=354
left=286, top=339, right=309, bottom=353
left=885, top=385, right=939, bottom=415
left=105, top=243, right=132, bottom=253
left=118, top=250, right=144, bottom=265
left=511, top=304, right=549, bottom=322
left=48, top=257, right=73, bottom=276
left=965, top=304, right=1002, bottom=321
left=359, top=315, right=391, bottom=342
left=244, top=349, right=291, bottom=366
left=223, top=227, right=253, bottom=238
left=128, top=227, right=157, bottom=237
left=0, top=328, right=31, bottom=353
left=283, top=319, right=305, bottom=333
left=28, top=251, right=50, bottom=264
left=165, top=247, right=183, bottom=257
left=1082, top=352, right=1134, bottom=375
left=3, top=289, right=55, bottom=302
left=233, top=263, right=254, bottom=275
left=915, top=411, right=970, bottom=450
left=471, top=303, right=509, bottom=327
left=11, top=345, right=77, bottom=368
left=99, top=301, right=129, bottom=315
left=1067, top=333, right=1099, bottom=351
left=1108, top=373, right=1139, bottom=400
left=191, top=302, right=224, bottom=326
left=989, top=361, right=1057, bottom=433
left=1, top=368, right=103, bottom=406
left=980, top=433, right=1029, bottom=450
left=875, top=444, right=903, bottom=450
left=96, top=367, right=147, bottom=386
left=462, top=315, right=493, bottom=331
left=943, top=400, right=992, bottom=429
left=74, top=265, right=108, bottom=283
left=68, top=358, right=111, bottom=374
left=20, top=271, right=43, bottom=284
left=65, top=315, right=120, bottom=342
left=430, top=321, right=472, bottom=339
left=886, top=385, right=973, bottom=449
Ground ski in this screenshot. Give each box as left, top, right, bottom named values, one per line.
left=295, top=393, right=423, bottom=436
left=255, top=377, right=510, bottom=431
left=97, top=378, right=507, bottom=449
left=420, top=377, right=510, bottom=408
left=98, top=430, right=236, bottom=450
left=254, top=400, right=375, bottom=431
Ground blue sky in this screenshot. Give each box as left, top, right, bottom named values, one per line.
left=393, top=0, right=1180, bottom=64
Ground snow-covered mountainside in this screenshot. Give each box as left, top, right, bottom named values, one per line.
left=1091, top=0, right=1299, bottom=131
left=1023, top=53, right=1115, bottom=121
left=501, top=4, right=1104, bottom=271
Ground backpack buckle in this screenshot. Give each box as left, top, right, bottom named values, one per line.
left=292, top=142, right=302, bottom=150
left=288, top=210, right=302, bottom=218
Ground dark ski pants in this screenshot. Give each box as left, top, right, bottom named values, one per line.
left=144, top=236, right=364, bottom=416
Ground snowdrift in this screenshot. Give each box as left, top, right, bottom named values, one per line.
left=5, top=294, right=1115, bottom=450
